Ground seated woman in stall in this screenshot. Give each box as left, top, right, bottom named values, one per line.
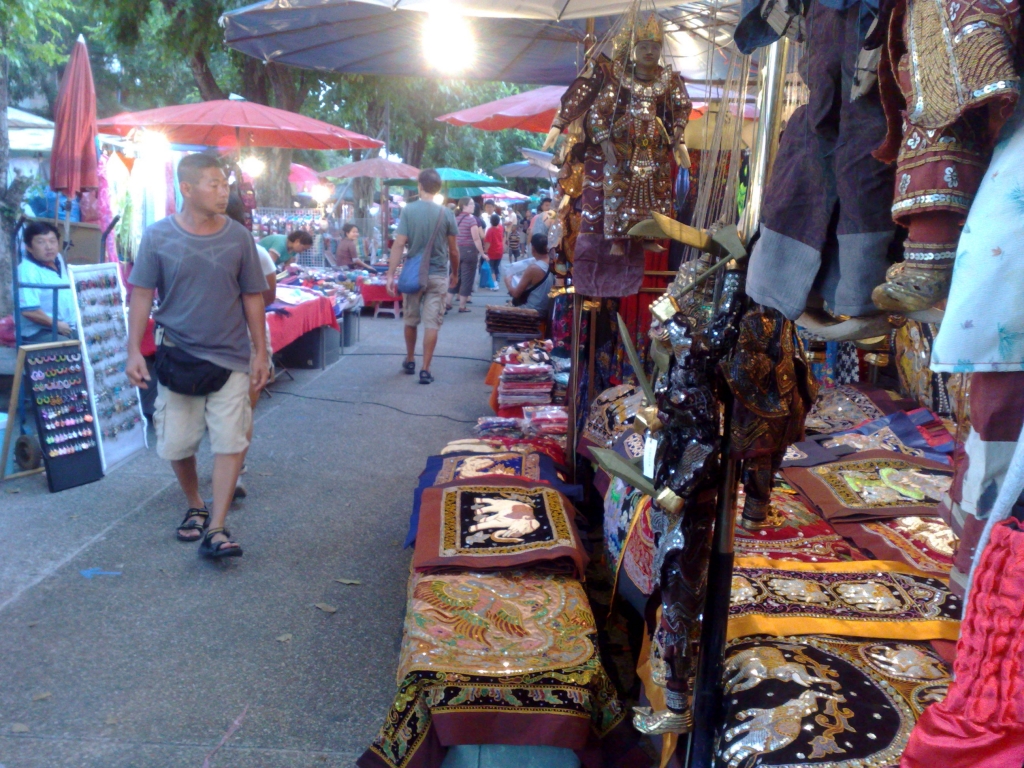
left=504, top=233, right=555, bottom=316
left=335, top=223, right=380, bottom=272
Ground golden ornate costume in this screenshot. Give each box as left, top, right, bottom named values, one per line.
left=588, top=60, right=691, bottom=240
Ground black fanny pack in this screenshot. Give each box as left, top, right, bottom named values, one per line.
left=155, top=337, right=231, bottom=396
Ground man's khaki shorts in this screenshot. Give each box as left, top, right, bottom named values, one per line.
left=403, top=274, right=448, bottom=331
left=154, top=371, right=252, bottom=460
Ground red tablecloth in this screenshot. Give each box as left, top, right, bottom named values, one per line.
left=267, top=296, right=339, bottom=352
left=139, top=297, right=338, bottom=357
left=360, top=283, right=401, bottom=306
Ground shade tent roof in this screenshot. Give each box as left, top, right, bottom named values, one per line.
left=221, top=0, right=743, bottom=85
left=320, top=156, right=420, bottom=180
left=383, top=167, right=499, bottom=187
left=97, top=99, right=382, bottom=150
left=9, top=107, right=54, bottom=130
left=449, top=185, right=529, bottom=200
left=493, top=161, right=556, bottom=179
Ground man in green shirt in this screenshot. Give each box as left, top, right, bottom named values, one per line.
left=259, top=230, right=314, bottom=267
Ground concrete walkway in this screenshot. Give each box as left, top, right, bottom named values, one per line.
left=0, top=301, right=500, bottom=768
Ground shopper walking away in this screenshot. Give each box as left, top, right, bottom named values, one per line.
left=17, top=221, right=78, bottom=343
left=484, top=214, right=505, bottom=288
left=386, top=169, right=459, bottom=385
left=127, top=153, right=270, bottom=559
left=259, top=230, right=313, bottom=268
left=506, top=233, right=555, bottom=316
left=447, top=197, right=486, bottom=313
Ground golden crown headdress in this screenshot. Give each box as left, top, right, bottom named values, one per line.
left=612, top=11, right=665, bottom=60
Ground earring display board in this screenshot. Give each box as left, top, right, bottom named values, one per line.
left=24, top=342, right=104, bottom=493
left=69, top=264, right=147, bottom=471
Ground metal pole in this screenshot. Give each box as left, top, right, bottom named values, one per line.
left=565, top=291, right=583, bottom=484
left=684, top=398, right=740, bottom=768
left=739, top=39, right=789, bottom=242
left=683, top=42, right=790, bottom=766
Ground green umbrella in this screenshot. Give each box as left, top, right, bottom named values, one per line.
left=383, top=166, right=498, bottom=188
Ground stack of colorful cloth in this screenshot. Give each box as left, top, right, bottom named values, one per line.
left=522, top=405, right=569, bottom=438
left=498, top=363, right=554, bottom=408
left=486, top=305, right=544, bottom=335
left=362, top=436, right=641, bottom=768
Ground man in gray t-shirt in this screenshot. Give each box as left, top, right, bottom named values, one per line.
left=127, top=153, right=269, bottom=560
left=386, top=169, right=459, bottom=385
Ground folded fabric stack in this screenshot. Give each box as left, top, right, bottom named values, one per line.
left=486, top=304, right=543, bottom=335
left=362, top=436, right=631, bottom=768
left=522, top=405, right=568, bottom=437
left=474, top=416, right=524, bottom=438
left=498, top=363, right=554, bottom=408
left=493, top=338, right=554, bottom=365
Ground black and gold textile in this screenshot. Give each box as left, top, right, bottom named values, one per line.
left=716, top=635, right=951, bottom=768
left=360, top=656, right=624, bottom=768
left=728, top=558, right=961, bottom=641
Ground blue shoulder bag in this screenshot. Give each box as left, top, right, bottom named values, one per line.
left=397, top=209, right=446, bottom=295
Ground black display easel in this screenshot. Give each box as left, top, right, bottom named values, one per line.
left=1, top=340, right=104, bottom=493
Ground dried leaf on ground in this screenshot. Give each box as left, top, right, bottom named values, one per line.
left=11, top=723, right=29, bottom=733
left=334, top=578, right=361, bottom=585
left=314, top=603, right=337, bottom=614
left=32, top=692, right=51, bottom=702
left=276, top=633, right=293, bottom=643
left=104, top=716, right=118, bottom=725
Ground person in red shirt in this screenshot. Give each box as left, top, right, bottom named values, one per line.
left=483, top=213, right=505, bottom=290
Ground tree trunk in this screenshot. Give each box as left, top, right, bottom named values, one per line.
left=255, top=148, right=294, bottom=209
left=0, top=53, right=16, bottom=318
left=188, top=51, right=227, bottom=101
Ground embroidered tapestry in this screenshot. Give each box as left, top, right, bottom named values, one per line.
left=804, top=385, right=886, bottom=435
left=784, top=450, right=953, bottom=523
left=358, top=570, right=625, bottom=768
left=734, top=487, right=865, bottom=563
left=716, top=635, right=951, bottom=768
left=727, top=558, right=961, bottom=641
left=413, top=481, right=587, bottom=577
left=834, top=517, right=957, bottom=576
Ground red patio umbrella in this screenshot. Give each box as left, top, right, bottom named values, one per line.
left=50, top=35, right=98, bottom=196
left=97, top=100, right=382, bottom=151
left=437, top=85, right=709, bottom=134
left=319, top=156, right=419, bottom=180
left=436, top=86, right=566, bottom=134
left=288, top=162, right=321, bottom=192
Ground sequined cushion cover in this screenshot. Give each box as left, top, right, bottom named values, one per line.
left=717, top=635, right=951, bottom=768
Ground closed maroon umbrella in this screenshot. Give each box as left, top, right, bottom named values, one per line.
left=50, top=35, right=98, bottom=196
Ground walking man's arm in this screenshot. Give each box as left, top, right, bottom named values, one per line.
left=126, top=287, right=155, bottom=389
left=243, top=292, right=270, bottom=392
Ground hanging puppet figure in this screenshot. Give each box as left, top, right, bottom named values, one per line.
left=544, top=7, right=691, bottom=298
left=588, top=13, right=691, bottom=255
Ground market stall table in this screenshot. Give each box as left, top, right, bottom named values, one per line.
left=359, top=281, right=402, bottom=319
left=266, top=295, right=339, bottom=352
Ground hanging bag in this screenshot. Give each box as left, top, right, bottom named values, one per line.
left=397, top=208, right=446, bottom=295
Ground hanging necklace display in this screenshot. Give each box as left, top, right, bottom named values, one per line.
left=68, top=263, right=148, bottom=471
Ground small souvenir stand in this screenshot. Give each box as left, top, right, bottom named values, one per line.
left=1, top=340, right=104, bottom=493
left=68, top=263, right=148, bottom=471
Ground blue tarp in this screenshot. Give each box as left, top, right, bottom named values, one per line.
left=221, top=0, right=733, bottom=85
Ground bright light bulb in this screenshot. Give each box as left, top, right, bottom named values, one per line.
left=422, top=11, right=476, bottom=73
left=310, top=184, right=331, bottom=205
left=134, top=129, right=170, bottom=154
left=432, top=193, right=445, bottom=205
left=240, top=156, right=266, bottom=178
